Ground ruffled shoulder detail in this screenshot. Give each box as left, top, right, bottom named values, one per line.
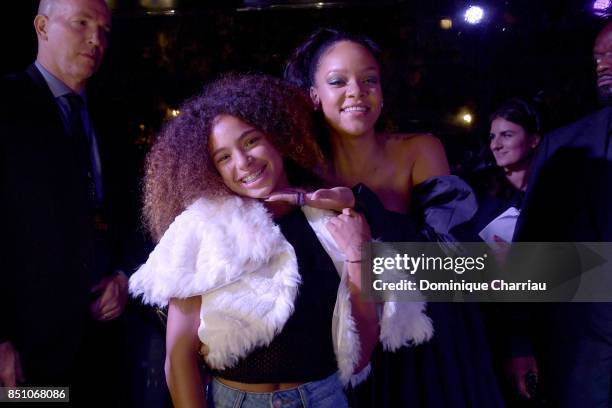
left=129, top=196, right=292, bottom=307
left=412, top=175, right=478, bottom=242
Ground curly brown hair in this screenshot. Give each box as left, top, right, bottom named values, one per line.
left=143, top=73, right=324, bottom=241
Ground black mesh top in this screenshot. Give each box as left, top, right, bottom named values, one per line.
left=211, top=208, right=341, bottom=383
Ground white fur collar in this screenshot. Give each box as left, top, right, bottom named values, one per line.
left=129, top=196, right=298, bottom=307
left=130, top=196, right=301, bottom=371
left=130, top=195, right=433, bottom=386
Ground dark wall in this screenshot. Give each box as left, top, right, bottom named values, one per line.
left=2, top=0, right=606, bottom=168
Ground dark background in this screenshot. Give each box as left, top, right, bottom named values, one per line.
left=3, top=0, right=608, bottom=171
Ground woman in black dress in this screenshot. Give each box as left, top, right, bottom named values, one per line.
left=285, top=27, right=504, bottom=408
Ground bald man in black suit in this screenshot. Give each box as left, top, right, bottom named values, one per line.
left=0, top=0, right=128, bottom=401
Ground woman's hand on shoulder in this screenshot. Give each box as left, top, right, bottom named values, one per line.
left=325, top=208, right=371, bottom=261
left=266, top=187, right=355, bottom=211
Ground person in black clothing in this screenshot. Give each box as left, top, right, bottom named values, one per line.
left=0, top=0, right=128, bottom=405
left=285, top=27, right=503, bottom=408
left=507, top=20, right=612, bottom=407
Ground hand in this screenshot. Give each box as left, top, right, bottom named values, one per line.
left=198, top=342, right=210, bottom=359
left=90, top=271, right=129, bottom=321
left=506, top=356, right=539, bottom=399
left=0, top=341, right=24, bottom=386
left=325, top=208, right=371, bottom=262
left=266, top=187, right=355, bottom=211
left=492, top=235, right=511, bottom=266
left=307, top=187, right=355, bottom=210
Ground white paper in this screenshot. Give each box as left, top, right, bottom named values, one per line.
left=478, top=206, right=520, bottom=244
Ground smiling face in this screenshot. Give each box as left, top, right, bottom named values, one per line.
left=209, top=114, right=289, bottom=199
left=490, top=117, right=540, bottom=170
left=35, top=0, right=111, bottom=92
left=310, top=40, right=383, bottom=139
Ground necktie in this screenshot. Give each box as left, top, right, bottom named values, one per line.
left=63, top=93, right=97, bottom=204
left=64, top=93, right=109, bottom=282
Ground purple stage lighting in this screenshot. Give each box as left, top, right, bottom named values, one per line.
left=593, top=0, right=611, bottom=16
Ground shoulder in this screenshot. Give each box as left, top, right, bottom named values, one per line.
left=384, top=132, right=443, bottom=147
left=384, top=133, right=446, bottom=159
left=547, top=107, right=611, bottom=142
left=540, top=106, right=612, bottom=158
left=1, top=66, right=43, bottom=96
left=1, top=68, right=53, bottom=117
left=0, top=74, right=36, bottom=130
left=572, top=106, right=612, bottom=130
left=1, top=70, right=30, bottom=88
left=384, top=132, right=449, bottom=180
left=0, top=72, right=33, bottom=104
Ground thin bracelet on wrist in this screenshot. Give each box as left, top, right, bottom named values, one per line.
left=345, top=259, right=362, bottom=263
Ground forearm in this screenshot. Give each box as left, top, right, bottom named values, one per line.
left=325, top=209, right=377, bottom=372
left=166, top=296, right=205, bottom=408
left=165, top=351, right=206, bottom=408
left=346, top=262, right=379, bottom=372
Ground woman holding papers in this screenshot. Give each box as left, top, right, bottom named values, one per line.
left=474, top=98, right=542, bottom=244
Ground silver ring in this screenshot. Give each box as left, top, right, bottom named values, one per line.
left=296, top=192, right=305, bottom=206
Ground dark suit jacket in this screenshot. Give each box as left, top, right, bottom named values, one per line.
left=0, top=65, right=118, bottom=384
left=516, top=106, right=612, bottom=242
left=510, top=107, right=612, bottom=406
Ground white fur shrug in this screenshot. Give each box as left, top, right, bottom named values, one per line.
left=129, top=196, right=433, bottom=386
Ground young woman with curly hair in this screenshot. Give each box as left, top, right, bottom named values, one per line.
left=285, top=29, right=503, bottom=407
left=129, top=74, right=425, bottom=408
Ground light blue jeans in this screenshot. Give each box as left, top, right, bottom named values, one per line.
left=210, top=372, right=349, bottom=408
